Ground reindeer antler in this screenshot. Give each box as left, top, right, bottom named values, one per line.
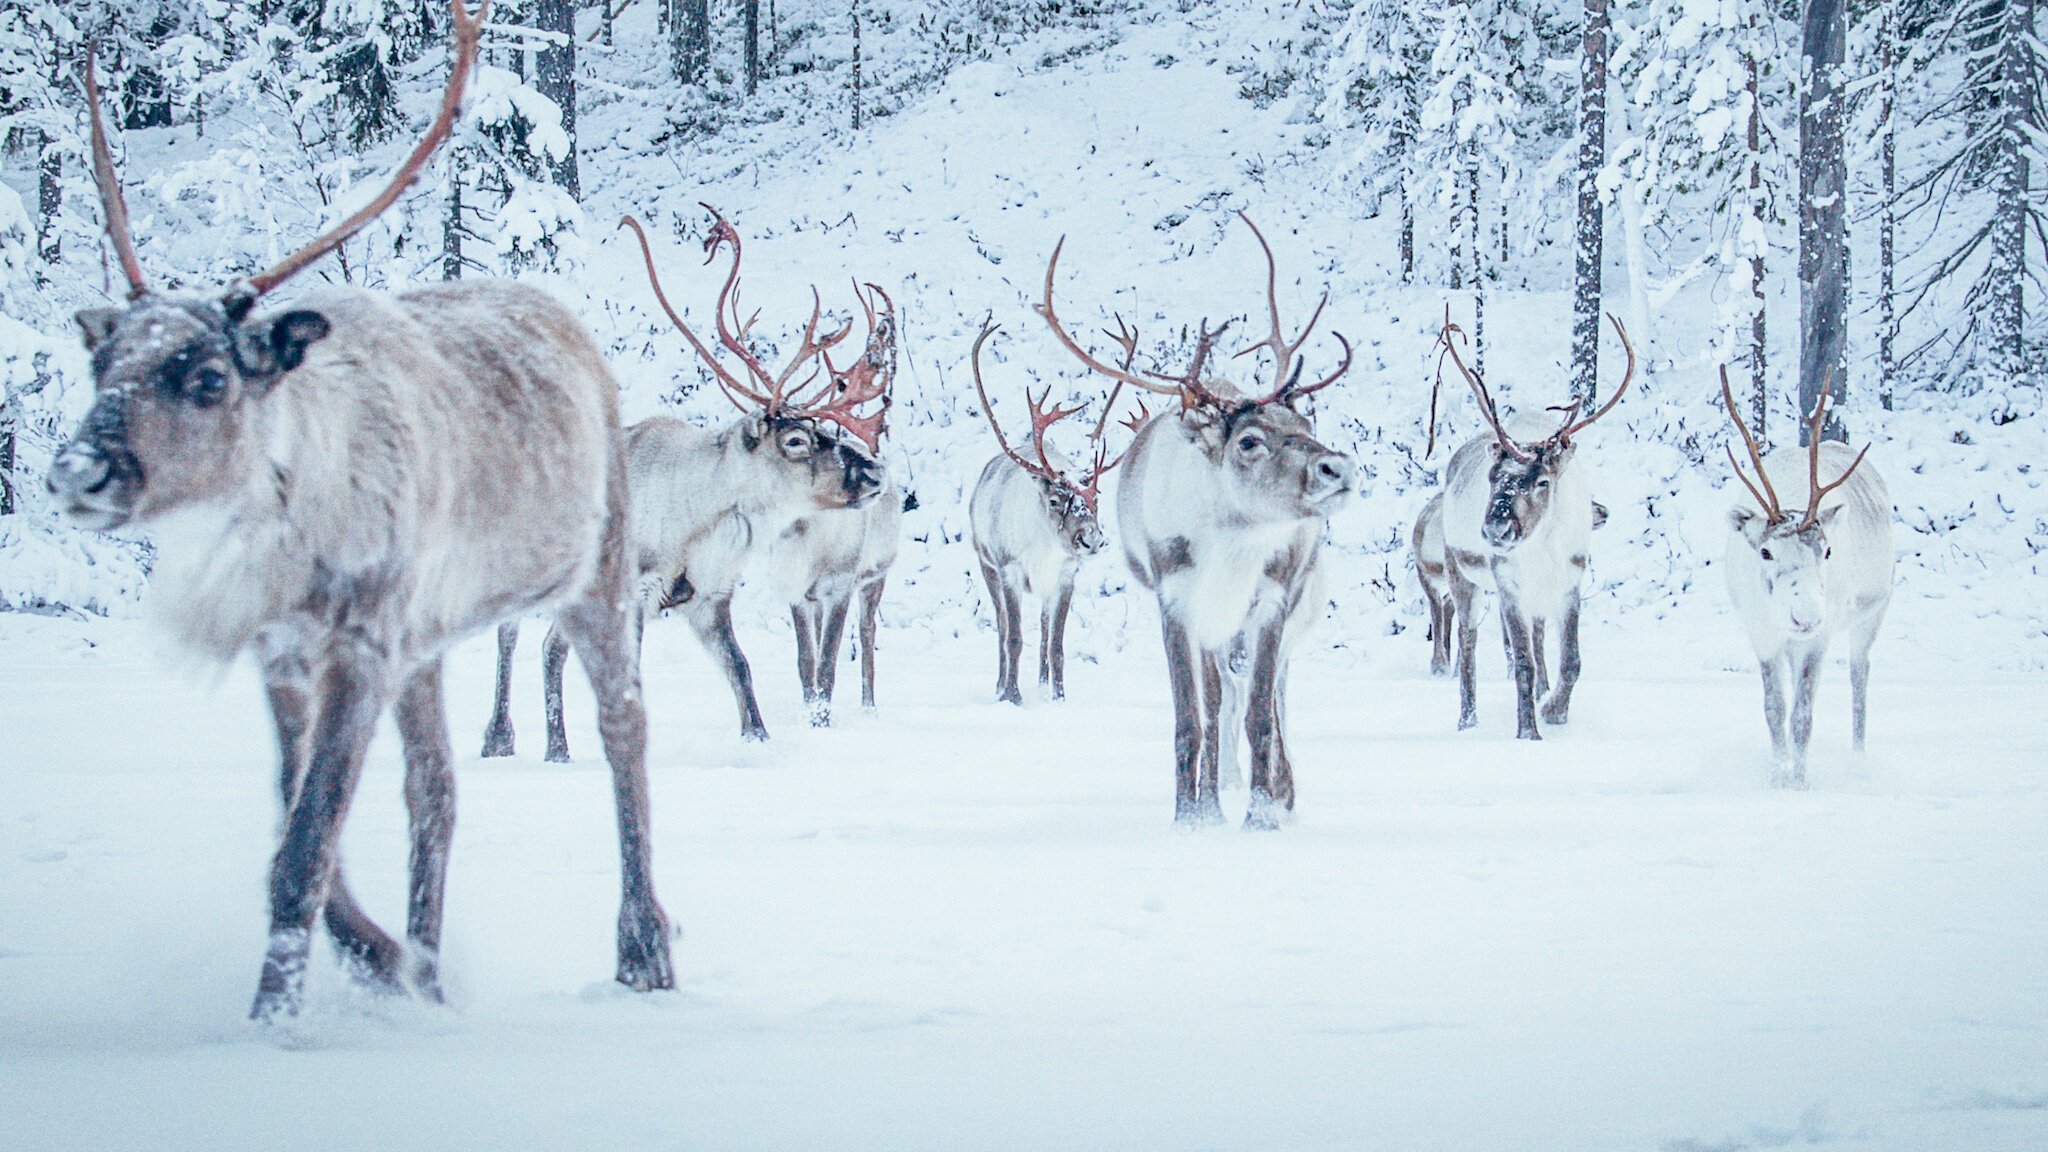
left=1554, top=314, right=1635, bottom=445
left=1797, top=393, right=1870, bottom=532
left=797, top=282, right=895, bottom=451
left=1438, top=306, right=1533, bottom=462
left=620, top=215, right=771, bottom=412
left=1232, top=212, right=1351, bottom=406
left=1039, top=237, right=1230, bottom=411
left=1720, top=364, right=1785, bottom=523
left=245, top=0, right=489, bottom=295
left=82, top=50, right=146, bottom=299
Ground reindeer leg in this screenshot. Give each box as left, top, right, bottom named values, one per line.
left=1849, top=622, right=1876, bottom=751
left=1495, top=583, right=1541, bottom=741
left=1531, top=618, right=1550, bottom=701
left=858, top=576, right=885, bottom=712
left=1783, top=643, right=1824, bottom=790
left=1047, top=573, right=1075, bottom=701
left=252, top=634, right=395, bottom=1023
left=1425, top=586, right=1453, bottom=677
left=1540, top=582, right=1583, bottom=727
left=542, top=620, right=573, bottom=763
left=814, top=587, right=852, bottom=727
left=999, top=575, right=1026, bottom=707
left=1451, top=562, right=1481, bottom=730
left=395, top=657, right=455, bottom=1002
left=257, top=631, right=401, bottom=996
left=1199, top=649, right=1224, bottom=810
left=1271, top=664, right=1295, bottom=811
left=1759, top=655, right=1790, bottom=779
left=979, top=558, right=1015, bottom=704
left=1244, top=618, right=1288, bottom=830
left=1160, top=609, right=1217, bottom=826
left=685, top=593, right=768, bottom=741
left=791, top=602, right=820, bottom=720
left=480, top=621, right=519, bottom=757
left=1216, top=639, right=1246, bottom=790
left=555, top=594, right=674, bottom=992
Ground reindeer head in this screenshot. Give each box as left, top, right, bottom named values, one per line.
left=1435, top=309, right=1634, bottom=552
left=1037, top=212, right=1356, bottom=524
left=620, top=211, right=894, bottom=513
left=48, top=3, right=487, bottom=531
left=1720, top=369, right=1869, bottom=636
left=970, top=316, right=1145, bottom=557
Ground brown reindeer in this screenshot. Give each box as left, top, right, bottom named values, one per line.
left=47, top=3, right=673, bottom=1022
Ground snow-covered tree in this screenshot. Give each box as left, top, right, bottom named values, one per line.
left=1322, top=0, right=1434, bottom=282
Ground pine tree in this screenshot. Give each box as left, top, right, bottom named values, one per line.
left=532, top=0, right=579, bottom=197
left=1798, top=0, right=1849, bottom=441
left=1571, top=0, right=1610, bottom=406
left=1322, top=0, right=1433, bottom=283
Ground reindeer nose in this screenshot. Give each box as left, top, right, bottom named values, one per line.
left=47, top=443, right=113, bottom=501
left=1313, top=454, right=1355, bottom=494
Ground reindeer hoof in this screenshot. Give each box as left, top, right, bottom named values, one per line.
left=741, top=725, right=770, bottom=744
left=616, top=906, right=676, bottom=992
left=480, top=723, right=515, bottom=758
left=1243, top=799, right=1284, bottom=831
left=1457, top=714, right=1478, bottom=731
left=1540, top=702, right=1570, bottom=726
left=544, top=744, right=572, bottom=764
left=1174, top=801, right=1225, bottom=828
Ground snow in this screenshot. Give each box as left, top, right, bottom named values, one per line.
left=3, top=2, right=2047, bottom=1147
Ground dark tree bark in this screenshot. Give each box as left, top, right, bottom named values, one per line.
left=1746, top=33, right=1769, bottom=442
left=851, top=0, right=864, bottom=129
left=1799, top=0, right=1849, bottom=443
left=673, top=0, right=709, bottom=84
left=1878, top=0, right=1898, bottom=408
left=35, top=128, right=60, bottom=278
left=1571, top=0, right=1610, bottom=406
left=443, top=150, right=465, bottom=281
left=534, top=0, right=580, bottom=197
left=744, top=0, right=761, bottom=95
left=1988, top=0, right=2035, bottom=383
left=1469, top=156, right=1485, bottom=377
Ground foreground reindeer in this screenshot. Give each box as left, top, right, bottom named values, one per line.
left=1435, top=313, right=1634, bottom=739
left=1040, top=213, right=1356, bottom=828
left=763, top=289, right=903, bottom=726
left=968, top=316, right=1135, bottom=704
left=48, top=2, right=673, bottom=1022
left=1719, top=371, right=1892, bottom=787
left=482, top=212, right=889, bottom=755
left=1411, top=491, right=1608, bottom=678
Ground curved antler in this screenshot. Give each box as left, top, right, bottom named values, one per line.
left=618, top=214, right=772, bottom=411
left=82, top=50, right=147, bottom=299
left=1797, top=393, right=1870, bottom=532
left=1039, top=236, right=1223, bottom=408
left=247, top=0, right=489, bottom=295
left=1232, top=212, right=1349, bottom=406
left=1555, top=314, right=1635, bottom=443
left=796, top=282, right=894, bottom=451
left=1438, top=306, right=1532, bottom=461
left=1719, top=364, right=1784, bottom=523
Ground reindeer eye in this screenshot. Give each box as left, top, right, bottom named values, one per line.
left=1760, top=548, right=1773, bottom=561
left=1237, top=435, right=1263, bottom=453
left=189, top=366, right=228, bottom=407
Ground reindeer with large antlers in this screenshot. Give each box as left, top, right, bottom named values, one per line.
left=482, top=210, right=890, bottom=754
left=1040, top=212, right=1356, bottom=828
left=1718, top=372, right=1892, bottom=788
left=968, top=316, right=1136, bottom=705
left=45, top=2, right=674, bottom=1022
left=1435, top=310, right=1634, bottom=739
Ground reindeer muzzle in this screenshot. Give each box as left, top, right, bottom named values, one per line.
left=840, top=448, right=885, bottom=509
left=1306, top=452, right=1355, bottom=506
left=47, top=434, right=138, bottom=530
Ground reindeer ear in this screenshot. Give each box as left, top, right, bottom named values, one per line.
left=739, top=412, right=766, bottom=452
left=76, top=308, right=123, bottom=351
left=1729, top=505, right=1765, bottom=542
left=233, top=310, right=331, bottom=386
left=1816, top=503, right=1845, bottom=532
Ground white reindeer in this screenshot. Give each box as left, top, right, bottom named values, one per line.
left=1411, top=489, right=1609, bottom=679
left=1434, top=313, right=1634, bottom=739
left=1038, top=213, right=1356, bottom=828
left=484, top=213, right=893, bottom=754
left=766, top=482, right=904, bottom=725
left=47, top=4, right=673, bottom=1022
left=966, top=316, right=1135, bottom=704
left=1718, top=371, right=1892, bottom=787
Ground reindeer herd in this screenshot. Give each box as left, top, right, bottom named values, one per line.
left=43, top=2, right=1898, bottom=1022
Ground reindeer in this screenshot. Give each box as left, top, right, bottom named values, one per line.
left=1434, top=312, right=1634, bottom=739
left=1411, top=490, right=1608, bottom=678
left=1718, top=370, right=1892, bottom=788
left=1038, top=213, right=1356, bottom=828
left=766, top=485, right=903, bottom=726
left=45, top=3, right=673, bottom=1022
left=967, top=316, right=1136, bottom=704
left=482, top=213, right=891, bottom=755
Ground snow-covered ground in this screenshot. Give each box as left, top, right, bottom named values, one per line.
left=5, top=3, right=2047, bottom=1149
left=3, top=605, right=2045, bottom=1151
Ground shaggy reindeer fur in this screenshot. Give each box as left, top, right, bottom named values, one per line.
left=54, top=281, right=674, bottom=1020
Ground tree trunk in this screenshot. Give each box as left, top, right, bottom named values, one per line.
left=744, top=0, right=761, bottom=95
left=1399, top=178, right=1415, bottom=284
left=851, top=0, right=864, bottom=129
left=1746, top=28, right=1769, bottom=444
left=1572, top=0, right=1610, bottom=406
left=534, top=0, right=579, bottom=197
left=34, top=128, right=59, bottom=281
left=674, top=0, right=709, bottom=84
left=1469, top=156, right=1485, bottom=377
left=443, top=149, right=465, bottom=281
left=1877, top=0, right=1897, bottom=408
left=1989, top=0, right=2034, bottom=384
left=1798, top=0, right=1848, bottom=443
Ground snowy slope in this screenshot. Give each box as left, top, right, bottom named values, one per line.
left=2, top=4, right=2046, bottom=1150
